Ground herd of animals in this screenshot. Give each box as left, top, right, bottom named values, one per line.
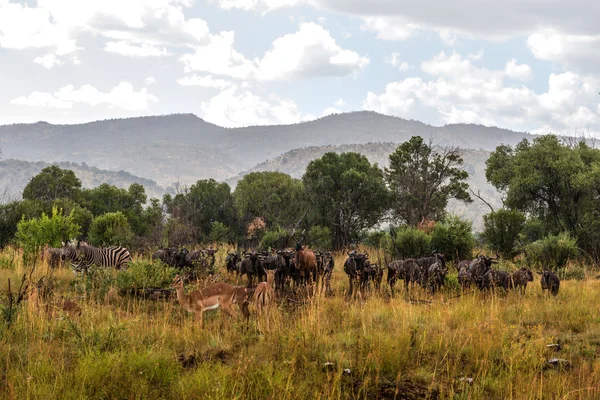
left=38, top=240, right=562, bottom=329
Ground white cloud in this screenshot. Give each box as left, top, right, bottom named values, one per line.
left=177, top=74, right=234, bottom=89
left=438, top=29, right=457, bottom=46
left=334, top=98, right=346, bottom=107
left=385, top=52, right=413, bottom=71
left=258, top=22, right=369, bottom=80
left=11, top=82, right=157, bottom=111
left=200, top=87, right=310, bottom=127
left=527, top=29, right=600, bottom=73
left=505, top=59, right=532, bottom=81
left=468, top=49, right=484, bottom=61
left=144, top=76, right=156, bottom=85
left=104, top=41, right=169, bottom=57
left=360, top=17, right=420, bottom=41
left=70, top=55, right=81, bottom=65
left=33, top=53, right=64, bottom=69
left=363, top=51, right=600, bottom=133
left=211, top=0, right=306, bottom=13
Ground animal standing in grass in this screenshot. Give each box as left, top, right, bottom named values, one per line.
left=254, top=270, right=275, bottom=331
left=171, top=275, right=251, bottom=328
left=540, top=270, right=560, bottom=296
left=62, top=242, right=131, bottom=273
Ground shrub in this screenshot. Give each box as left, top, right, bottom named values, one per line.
left=364, top=230, right=388, bottom=248
left=388, top=226, right=432, bottom=259
left=89, top=212, right=133, bottom=247
left=15, top=206, right=81, bottom=260
left=482, top=209, right=526, bottom=259
left=259, top=227, right=291, bottom=250
left=116, top=260, right=178, bottom=292
left=431, top=215, right=475, bottom=261
left=208, top=221, right=231, bottom=243
left=308, top=225, right=332, bottom=250
left=526, top=232, right=579, bottom=270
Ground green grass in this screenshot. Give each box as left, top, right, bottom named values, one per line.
left=0, top=248, right=599, bottom=399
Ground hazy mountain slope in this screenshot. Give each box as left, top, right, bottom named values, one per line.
left=0, top=111, right=531, bottom=185
left=0, top=159, right=171, bottom=201
left=227, top=143, right=502, bottom=231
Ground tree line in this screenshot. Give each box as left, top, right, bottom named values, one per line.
left=2, top=134, right=598, bottom=268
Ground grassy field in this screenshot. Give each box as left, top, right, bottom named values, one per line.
left=0, top=247, right=599, bottom=400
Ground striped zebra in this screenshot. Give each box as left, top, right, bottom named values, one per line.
left=62, top=242, right=131, bottom=273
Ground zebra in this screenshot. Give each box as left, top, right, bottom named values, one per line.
left=62, top=242, right=131, bottom=273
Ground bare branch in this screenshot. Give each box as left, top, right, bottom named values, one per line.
left=469, top=188, right=495, bottom=213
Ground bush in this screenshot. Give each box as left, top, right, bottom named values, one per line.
left=388, top=226, right=432, bottom=259
left=482, top=209, right=526, bottom=259
left=89, top=212, right=133, bottom=247
left=259, top=227, right=290, bottom=250
left=364, top=230, right=388, bottom=248
left=431, top=215, right=475, bottom=261
left=116, top=260, right=178, bottom=292
left=526, top=232, right=579, bottom=270
left=308, top=225, right=332, bottom=250
left=16, top=206, right=81, bottom=260
left=208, top=221, right=231, bottom=243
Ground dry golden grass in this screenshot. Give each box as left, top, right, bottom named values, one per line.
left=0, top=247, right=599, bottom=399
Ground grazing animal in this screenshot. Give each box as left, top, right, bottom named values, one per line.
left=41, top=245, right=63, bottom=268
left=62, top=242, right=131, bottom=273
left=321, top=252, right=335, bottom=294
left=171, top=275, right=251, bottom=328
left=295, top=239, right=317, bottom=286
left=254, top=270, right=275, bottom=331
left=458, top=266, right=472, bottom=290
left=540, top=270, right=560, bottom=296
left=387, top=260, right=402, bottom=295
left=468, top=255, right=497, bottom=289
left=240, top=251, right=266, bottom=288
left=225, top=252, right=240, bottom=274
left=482, top=270, right=511, bottom=292
left=427, top=262, right=448, bottom=293
left=402, top=259, right=424, bottom=292
left=344, top=251, right=368, bottom=296
left=511, top=268, right=534, bottom=294
left=416, top=253, right=446, bottom=286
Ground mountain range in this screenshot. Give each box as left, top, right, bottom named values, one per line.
left=0, top=111, right=530, bottom=229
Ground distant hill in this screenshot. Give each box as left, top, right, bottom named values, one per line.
left=227, top=143, right=502, bottom=231
left=0, top=111, right=532, bottom=186
left=0, top=159, right=171, bottom=202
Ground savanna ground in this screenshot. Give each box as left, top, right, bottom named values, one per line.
left=0, top=246, right=599, bottom=400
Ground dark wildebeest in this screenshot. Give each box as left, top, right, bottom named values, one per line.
left=458, top=266, right=472, bottom=290
left=344, top=251, right=368, bottom=296
left=367, top=263, right=384, bottom=292
left=511, top=268, right=534, bottom=294
left=152, top=247, right=177, bottom=264
left=42, top=246, right=63, bottom=268
left=482, top=270, right=511, bottom=292
left=240, top=250, right=266, bottom=288
left=427, top=262, right=448, bottom=293
left=416, top=253, right=446, bottom=287
left=225, top=252, right=240, bottom=274
left=468, top=255, right=497, bottom=289
left=295, top=240, right=317, bottom=286
left=387, top=259, right=406, bottom=296
left=275, top=249, right=295, bottom=291
left=402, top=259, right=424, bottom=292
left=540, top=270, right=560, bottom=296
left=321, top=252, right=334, bottom=294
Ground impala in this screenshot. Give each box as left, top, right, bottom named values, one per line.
left=253, top=270, right=275, bottom=331
left=171, top=275, right=251, bottom=328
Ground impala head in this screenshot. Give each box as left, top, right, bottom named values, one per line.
left=171, top=274, right=184, bottom=289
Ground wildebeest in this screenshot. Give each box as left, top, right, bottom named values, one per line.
left=457, top=266, right=472, bottom=290
left=41, top=246, right=62, bottom=268
left=540, top=270, right=560, bottom=296
left=416, top=253, right=446, bottom=287
left=239, top=250, right=266, bottom=288
left=387, top=260, right=403, bottom=295
left=275, top=249, right=294, bottom=291
left=343, top=251, right=369, bottom=296
left=321, top=252, right=334, bottom=294
left=468, top=255, right=497, bottom=289
left=152, top=247, right=176, bottom=264
left=511, top=268, right=534, bottom=294
left=295, top=239, right=317, bottom=286
left=427, top=262, right=448, bottom=293
left=225, top=252, right=240, bottom=274
left=482, top=270, right=511, bottom=291
left=403, top=259, right=424, bottom=291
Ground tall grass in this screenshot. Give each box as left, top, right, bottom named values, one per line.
left=0, top=247, right=599, bottom=399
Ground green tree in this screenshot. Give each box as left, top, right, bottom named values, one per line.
left=16, top=206, right=81, bottom=257
left=388, top=226, right=432, bottom=259
left=52, top=198, right=93, bottom=239
left=431, top=215, right=475, bottom=261
left=385, top=136, right=472, bottom=226
left=482, top=209, right=526, bottom=259
left=88, top=212, right=133, bottom=247
left=208, top=221, right=231, bottom=243
left=303, top=152, right=389, bottom=249
left=22, top=166, right=82, bottom=202
left=164, top=179, right=238, bottom=242
left=234, top=172, right=304, bottom=229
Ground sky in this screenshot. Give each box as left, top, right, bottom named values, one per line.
left=0, top=0, right=599, bottom=135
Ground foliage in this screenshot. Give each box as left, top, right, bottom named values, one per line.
left=363, top=230, right=388, bottom=249
left=388, top=226, right=432, bottom=259
left=88, top=212, right=133, bottom=247
left=259, top=227, right=291, bottom=250
left=234, top=172, right=304, bottom=229
left=116, top=260, right=178, bottom=292
left=385, top=136, right=472, bottom=226
left=22, top=165, right=82, bottom=202
left=163, top=217, right=196, bottom=248
left=307, top=225, right=332, bottom=250
left=431, top=215, right=475, bottom=261
left=482, top=209, right=526, bottom=259
left=15, top=207, right=81, bottom=258
left=526, top=232, right=579, bottom=270
left=303, top=152, right=390, bottom=249
left=208, top=221, right=231, bottom=243
left=486, top=135, right=600, bottom=261
left=163, top=179, right=238, bottom=242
